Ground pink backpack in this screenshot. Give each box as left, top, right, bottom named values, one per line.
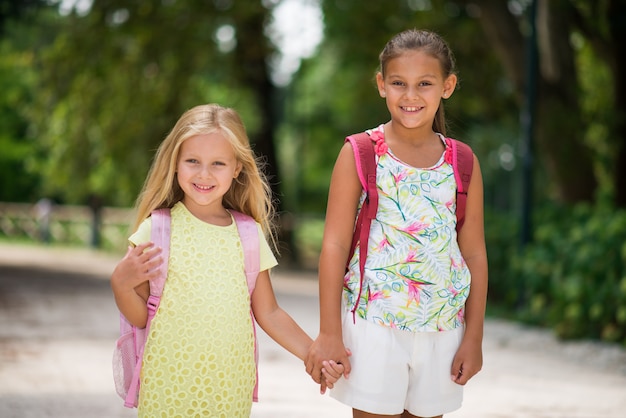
left=345, top=132, right=474, bottom=320
left=112, top=208, right=260, bottom=408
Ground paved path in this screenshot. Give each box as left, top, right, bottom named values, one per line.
left=1, top=243, right=625, bottom=417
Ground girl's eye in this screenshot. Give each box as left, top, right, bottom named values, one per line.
left=186, top=158, right=198, bottom=164
left=213, top=161, right=226, bottom=166
left=391, top=80, right=404, bottom=86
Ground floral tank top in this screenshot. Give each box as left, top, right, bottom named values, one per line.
left=343, top=125, right=471, bottom=332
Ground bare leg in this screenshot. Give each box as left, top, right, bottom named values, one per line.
left=353, top=409, right=401, bottom=418
left=353, top=408, right=442, bottom=418
left=401, top=411, right=442, bottom=418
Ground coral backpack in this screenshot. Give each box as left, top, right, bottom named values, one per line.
left=112, top=208, right=260, bottom=408
left=345, top=132, right=474, bottom=319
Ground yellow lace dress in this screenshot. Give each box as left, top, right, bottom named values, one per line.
left=129, top=202, right=277, bottom=417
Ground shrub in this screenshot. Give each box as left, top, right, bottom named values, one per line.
left=510, top=204, right=626, bottom=345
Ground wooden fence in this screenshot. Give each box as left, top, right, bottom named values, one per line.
left=0, top=202, right=327, bottom=268
left=0, top=201, right=134, bottom=251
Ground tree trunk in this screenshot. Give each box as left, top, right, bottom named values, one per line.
left=232, top=5, right=280, bottom=203
left=232, top=4, right=299, bottom=263
left=534, top=0, right=596, bottom=202
left=465, top=0, right=596, bottom=203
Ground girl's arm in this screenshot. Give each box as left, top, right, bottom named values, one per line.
left=110, top=242, right=162, bottom=327
left=305, top=142, right=363, bottom=383
left=453, top=154, right=488, bottom=385
left=251, top=269, right=313, bottom=361
left=251, top=270, right=344, bottom=393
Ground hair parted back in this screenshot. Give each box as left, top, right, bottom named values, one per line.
left=379, top=29, right=456, bottom=136
left=132, top=103, right=277, bottom=249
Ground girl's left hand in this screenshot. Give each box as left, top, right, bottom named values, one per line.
left=450, top=338, right=483, bottom=385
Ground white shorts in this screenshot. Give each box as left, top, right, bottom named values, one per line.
left=330, top=313, right=464, bottom=417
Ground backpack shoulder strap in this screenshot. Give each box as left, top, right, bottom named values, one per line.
left=231, top=210, right=260, bottom=295
left=345, top=132, right=378, bottom=256
left=230, top=210, right=261, bottom=402
left=346, top=132, right=375, bottom=191
left=124, top=207, right=171, bottom=408
left=447, top=139, right=474, bottom=232
left=149, top=208, right=171, bottom=297
left=345, top=132, right=378, bottom=320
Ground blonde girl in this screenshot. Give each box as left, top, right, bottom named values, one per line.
left=305, top=30, right=488, bottom=418
left=111, top=104, right=343, bottom=417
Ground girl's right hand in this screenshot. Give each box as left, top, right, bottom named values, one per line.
left=111, top=242, right=163, bottom=327
left=111, top=242, right=163, bottom=293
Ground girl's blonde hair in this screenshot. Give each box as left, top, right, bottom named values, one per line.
left=133, top=103, right=277, bottom=250
left=379, top=29, right=457, bottom=136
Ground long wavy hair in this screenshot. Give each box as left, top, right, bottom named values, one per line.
left=132, top=103, right=277, bottom=250
left=378, top=29, right=457, bottom=136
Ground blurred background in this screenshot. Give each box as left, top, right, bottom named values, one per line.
left=1, top=0, right=625, bottom=348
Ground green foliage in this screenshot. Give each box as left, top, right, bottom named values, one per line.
left=23, top=1, right=270, bottom=206
left=489, top=204, right=626, bottom=345
left=0, top=37, right=41, bottom=202
left=292, top=215, right=326, bottom=269
left=484, top=208, right=520, bottom=306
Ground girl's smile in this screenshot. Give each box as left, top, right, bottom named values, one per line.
left=401, top=106, right=424, bottom=113
left=192, top=183, right=215, bottom=192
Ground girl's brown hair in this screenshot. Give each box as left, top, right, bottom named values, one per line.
left=379, top=29, right=457, bottom=136
left=132, top=104, right=277, bottom=250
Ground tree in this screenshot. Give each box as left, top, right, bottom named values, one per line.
left=0, top=40, right=40, bottom=202
left=459, top=0, right=626, bottom=206
left=0, top=0, right=44, bottom=34
left=579, top=0, right=626, bottom=206
left=29, top=0, right=279, bottom=207
left=229, top=1, right=280, bottom=195
left=0, top=0, right=48, bottom=202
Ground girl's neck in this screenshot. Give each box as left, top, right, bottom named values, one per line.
left=384, top=121, right=439, bottom=147
left=180, top=199, right=233, bottom=226
left=383, top=122, right=445, bottom=168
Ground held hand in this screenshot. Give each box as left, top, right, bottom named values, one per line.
left=305, top=334, right=352, bottom=384
left=450, top=337, right=483, bottom=385
left=319, top=360, right=346, bottom=394
left=111, top=242, right=163, bottom=292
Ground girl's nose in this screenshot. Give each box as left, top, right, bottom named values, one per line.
left=406, top=86, right=419, bottom=99
left=200, top=165, right=213, bottom=178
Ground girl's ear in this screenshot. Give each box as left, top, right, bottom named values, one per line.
left=234, top=161, right=243, bottom=178
left=376, top=72, right=386, bottom=98
left=442, top=73, right=458, bottom=99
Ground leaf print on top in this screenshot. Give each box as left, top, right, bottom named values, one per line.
left=343, top=125, right=471, bottom=332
